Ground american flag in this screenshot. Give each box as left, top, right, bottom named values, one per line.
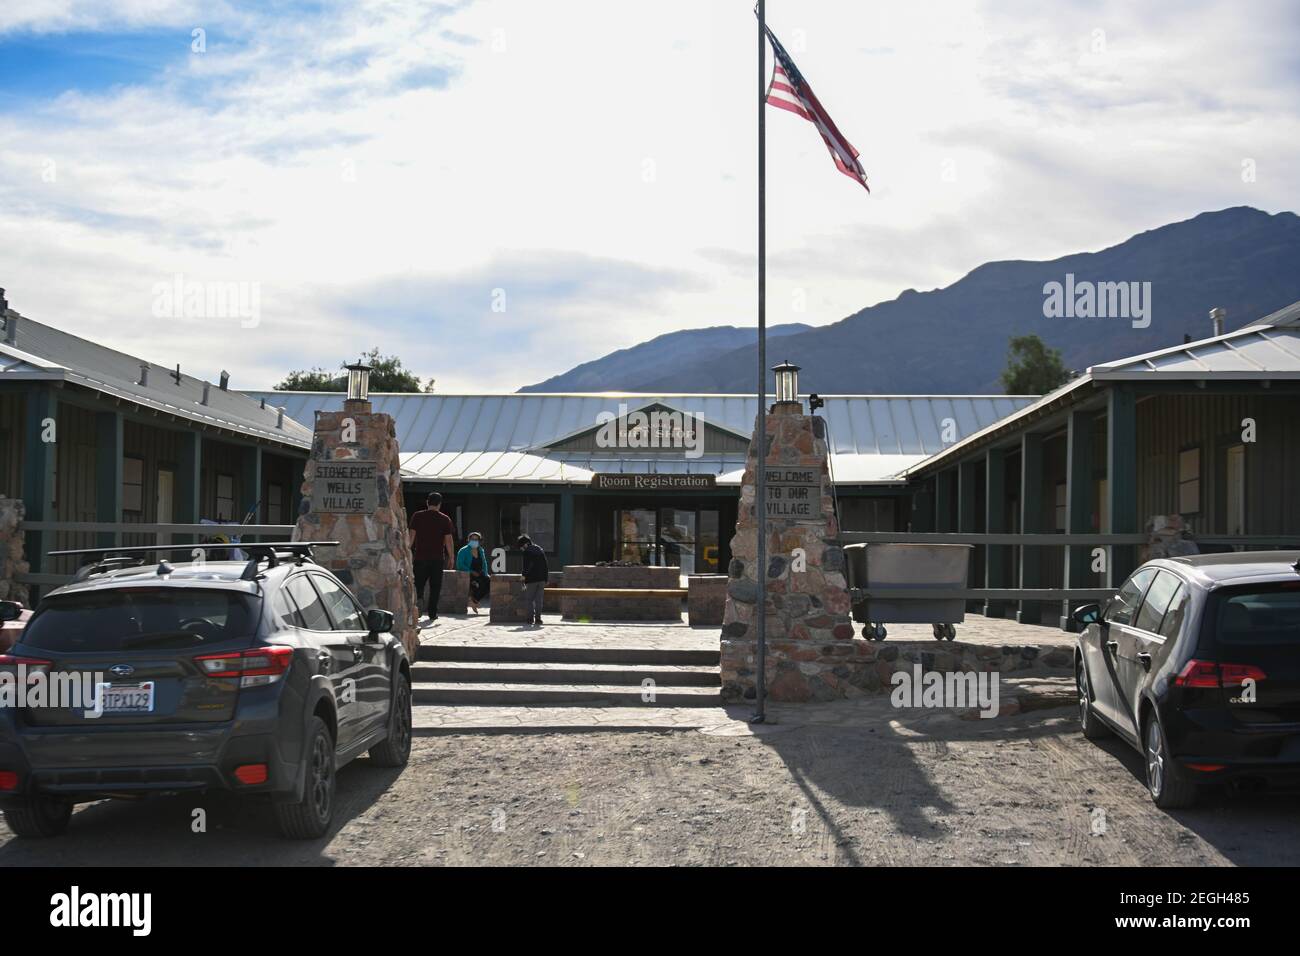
left=764, top=25, right=870, bottom=192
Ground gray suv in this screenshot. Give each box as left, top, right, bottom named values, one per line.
left=0, top=542, right=412, bottom=840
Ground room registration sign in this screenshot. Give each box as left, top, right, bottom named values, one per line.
left=311, top=461, right=378, bottom=514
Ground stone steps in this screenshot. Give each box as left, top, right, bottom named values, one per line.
left=412, top=661, right=721, bottom=687
left=417, top=643, right=719, bottom=667
left=413, top=682, right=723, bottom=707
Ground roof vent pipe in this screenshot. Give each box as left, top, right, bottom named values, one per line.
left=277, top=407, right=285, bottom=429
left=137, top=363, right=149, bottom=387
left=3, top=315, right=15, bottom=347
left=201, top=381, right=211, bottom=406
left=1210, top=307, right=1226, bottom=338
left=219, top=370, right=230, bottom=391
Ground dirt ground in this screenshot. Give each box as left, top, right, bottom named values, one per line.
left=3, top=704, right=1299, bottom=866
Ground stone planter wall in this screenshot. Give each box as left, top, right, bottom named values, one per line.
left=560, top=565, right=682, bottom=621
left=0, top=498, right=30, bottom=607
left=488, top=574, right=531, bottom=623
left=438, top=570, right=469, bottom=615
left=687, top=575, right=727, bottom=626
left=543, top=571, right=564, bottom=613
left=720, top=637, right=1075, bottom=703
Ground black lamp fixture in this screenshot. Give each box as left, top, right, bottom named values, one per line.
left=345, top=358, right=372, bottom=402
left=771, top=360, right=802, bottom=412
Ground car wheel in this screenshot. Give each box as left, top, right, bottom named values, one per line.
left=1144, top=710, right=1197, bottom=809
left=368, top=670, right=412, bottom=768
left=2, top=794, right=73, bottom=838
left=1077, top=660, right=1110, bottom=740
left=273, top=716, right=336, bottom=840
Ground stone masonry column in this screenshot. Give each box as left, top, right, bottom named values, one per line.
left=293, top=399, right=420, bottom=661
left=720, top=408, right=863, bottom=703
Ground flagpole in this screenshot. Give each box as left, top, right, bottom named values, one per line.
left=752, top=0, right=768, bottom=724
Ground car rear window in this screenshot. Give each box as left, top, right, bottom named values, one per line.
left=23, top=589, right=261, bottom=653
left=1214, top=583, right=1300, bottom=645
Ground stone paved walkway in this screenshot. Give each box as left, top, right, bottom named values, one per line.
left=418, top=610, right=1072, bottom=651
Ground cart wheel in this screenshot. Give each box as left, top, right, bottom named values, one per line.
left=861, top=624, right=873, bottom=640
left=875, top=624, right=888, bottom=641
left=944, top=624, right=957, bottom=641
left=932, top=623, right=945, bottom=641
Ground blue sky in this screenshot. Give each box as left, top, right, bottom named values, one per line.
left=0, top=0, right=1298, bottom=391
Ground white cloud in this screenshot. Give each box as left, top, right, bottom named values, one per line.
left=0, top=0, right=1297, bottom=391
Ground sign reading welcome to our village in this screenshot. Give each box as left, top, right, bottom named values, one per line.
left=590, top=473, right=716, bottom=491
left=311, top=460, right=378, bottom=513
left=763, top=468, right=821, bottom=519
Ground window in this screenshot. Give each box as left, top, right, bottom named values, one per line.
left=156, top=468, right=175, bottom=523
left=215, top=473, right=235, bottom=521
left=274, top=589, right=304, bottom=629
left=1135, top=571, right=1181, bottom=634
left=1215, top=584, right=1300, bottom=645
left=266, top=483, right=285, bottom=525
left=123, top=456, right=145, bottom=513
left=23, top=590, right=260, bottom=652
left=1225, top=444, right=1245, bottom=535
left=500, top=498, right=556, bottom=552
left=1106, top=567, right=1156, bottom=627
left=285, top=575, right=331, bottom=630
left=1053, top=483, right=1067, bottom=532
left=1159, top=584, right=1190, bottom=639
left=312, top=575, right=366, bottom=630
left=1178, top=447, right=1201, bottom=515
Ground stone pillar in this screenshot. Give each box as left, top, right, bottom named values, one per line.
left=294, top=400, right=419, bottom=661
left=719, top=410, right=858, bottom=703
left=0, top=498, right=31, bottom=607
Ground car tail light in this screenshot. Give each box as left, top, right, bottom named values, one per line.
left=195, top=646, right=293, bottom=687
left=1175, top=659, right=1267, bottom=688
left=0, top=770, right=18, bottom=792
left=233, top=764, right=268, bottom=786
left=0, top=654, right=52, bottom=682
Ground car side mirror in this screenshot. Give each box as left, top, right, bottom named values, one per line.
left=0, top=601, right=22, bottom=623
left=1072, top=603, right=1101, bottom=626
left=365, top=608, right=394, bottom=640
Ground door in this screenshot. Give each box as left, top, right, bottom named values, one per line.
left=657, top=508, right=697, bottom=574
left=697, top=509, right=720, bottom=573
left=313, top=573, right=390, bottom=737
left=1116, top=570, right=1184, bottom=723
left=284, top=573, right=365, bottom=750
left=1092, top=567, right=1157, bottom=731
left=615, top=508, right=657, bottom=564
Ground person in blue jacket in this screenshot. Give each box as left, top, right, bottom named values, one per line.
left=454, top=531, right=491, bottom=613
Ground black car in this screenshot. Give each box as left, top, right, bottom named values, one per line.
left=1074, top=551, right=1300, bottom=808
left=0, top=542, right=412, bottom=839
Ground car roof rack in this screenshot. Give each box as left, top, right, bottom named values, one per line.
left=48, top=542, right=341, bottom=583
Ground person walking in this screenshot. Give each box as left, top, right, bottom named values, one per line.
left=409, top=492, right=455, bottom=623
left=455, top=532, right=492, bottom=614
left=518, top=534, right=549, bottom=627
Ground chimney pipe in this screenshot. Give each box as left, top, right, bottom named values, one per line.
left=276, top=407, right=285, bottom=429
left=219, top=370, right=230, bottom=391
left=3, top=314, right=15, bottom=347
left=137, top=363, right=149, bottom=387
left=1210, top=307, right=1226, bottom=338
left=201, top=381, right=211, bottom=405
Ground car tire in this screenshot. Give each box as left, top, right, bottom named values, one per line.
left=368, top=670, right=412, bottom=768
left=1144, top=710, right=1198, bottom=809
left=2, top=794, right=73, bottom=838
left=1077, top=660, right=1110, bottom=740
left=273, top=716, right=336, bottom=840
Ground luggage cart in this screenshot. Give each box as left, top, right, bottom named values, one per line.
left=843, top=542, right=972, bottom=641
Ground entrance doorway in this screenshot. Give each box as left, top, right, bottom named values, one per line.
left=613, top=506, right=720, bottom=573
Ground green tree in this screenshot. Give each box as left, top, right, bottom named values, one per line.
left=1000, top=334, right=1072, bottom=395
left=273, top=348, right=435, bottom=392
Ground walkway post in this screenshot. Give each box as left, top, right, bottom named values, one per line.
left=753, top=0, right=768, bottom=722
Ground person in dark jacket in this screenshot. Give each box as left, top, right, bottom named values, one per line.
left=517, top=534, right=549, bottom=627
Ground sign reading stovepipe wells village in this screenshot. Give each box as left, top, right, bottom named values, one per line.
left=310, top=460, right=378, bottom=514
left=763, top=467, right=821, bottom=518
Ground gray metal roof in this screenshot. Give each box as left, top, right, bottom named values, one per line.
left=0, top=312, right=312, bottom=450
left=905, top=298, right=1300, bottom=477
left=246, top=391, right=1036, bottom=485
left=1089, top=299, right=1300, bottom=380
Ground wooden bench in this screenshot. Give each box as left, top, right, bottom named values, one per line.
left=545, top=587, right=687, bottom=598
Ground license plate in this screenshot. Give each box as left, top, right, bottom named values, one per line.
left=95, top=681, right=156, bottom=714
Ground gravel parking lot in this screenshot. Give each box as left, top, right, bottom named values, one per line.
left=4, top=700, right=1299, bottom=866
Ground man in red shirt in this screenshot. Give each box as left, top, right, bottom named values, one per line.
left=408, top=492, right=456, bottom=622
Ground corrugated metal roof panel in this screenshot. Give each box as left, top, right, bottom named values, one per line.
left=243, top=390, right=1033, bottom=486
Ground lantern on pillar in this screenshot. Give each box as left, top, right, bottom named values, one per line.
left=345, top=359, right=372, bottom=402
left=771, top=360, right=802, bottom=413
